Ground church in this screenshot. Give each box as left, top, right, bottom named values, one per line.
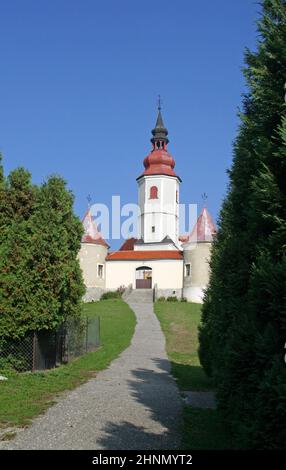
left=78, top=107, right=217, bottom=303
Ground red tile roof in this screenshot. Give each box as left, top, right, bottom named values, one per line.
left=119, top=238, right=138, bottom=251
left=140, top=149, right=178, bottom=178
left=106, top=250, right=183, bottom=261
left=82, top=234, right=109, bottom=247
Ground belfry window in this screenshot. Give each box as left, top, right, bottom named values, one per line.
left=150, top=186, right=158, bottom=199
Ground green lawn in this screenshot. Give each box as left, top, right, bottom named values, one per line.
left=154, top=301, right=233, bottom=449
left=0, top=300, right=136, bottom=430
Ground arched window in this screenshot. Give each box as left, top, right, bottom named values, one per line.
left=150, top=186, right=158, bottom=199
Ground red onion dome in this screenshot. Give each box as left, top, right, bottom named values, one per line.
left=142, top=149, right=177, bottom=177
left=137, top=105, right=181, bottom=181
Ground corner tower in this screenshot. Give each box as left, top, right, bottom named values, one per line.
left=182, top=206, right=217, bottom=303
left=136, top=104, right=181, bottom=247
left=78, top=207, right=109, bottom=301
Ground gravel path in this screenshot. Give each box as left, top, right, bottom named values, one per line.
left=1, top=301, right=182, bottom=450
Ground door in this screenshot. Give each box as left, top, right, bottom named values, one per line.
left=135, top=266, right=152, bottom=289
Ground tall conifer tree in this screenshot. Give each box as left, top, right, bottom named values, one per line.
left=0, top=165, right=85, bottom=338
left=199, top=0, right=286, bottom=448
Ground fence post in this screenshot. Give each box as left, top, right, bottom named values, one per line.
left=85, top=317, right=89, bottom=353
left=32, top=332, right=37, bottom=372
left=98, top=316, right=100, bottom=347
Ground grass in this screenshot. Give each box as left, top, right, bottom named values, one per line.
left=0, top=300, right=136, bottom=429
left=154, top=301, right=233, bottom=449
left=155, top=301, right=211, bottom=391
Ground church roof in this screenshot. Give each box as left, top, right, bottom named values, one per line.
left=135, top=235, right=176, bottom=246
left=106, top=250, right=183, bottom=261
left=137, top=106, right=181, bottom=181
left=183, top=207, right=217, bottom=243
left=119, top=238, right=138, bottom=251
left=81, top=208, right=109, bottom=248
left=151, top=108, right=169, bottom=145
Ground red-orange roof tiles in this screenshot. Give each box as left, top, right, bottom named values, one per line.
left=119, top=238, right=138, bottom=251
left=106, top=250, right=183, bottom=261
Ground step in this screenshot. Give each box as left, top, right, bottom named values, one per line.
left=124, top=289, right=154, bottom=303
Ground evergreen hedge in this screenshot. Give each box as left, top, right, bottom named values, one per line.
left=0, top=157, right=85, bottom=339
left=199, top=0, right=286, bottom=448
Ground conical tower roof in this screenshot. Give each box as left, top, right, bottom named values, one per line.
left=188, top=207, right=217, bottom=242
left=81, top=208, right=109, bottom=247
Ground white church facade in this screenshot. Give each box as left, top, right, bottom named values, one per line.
left=78, top=108, right=216, bottom=303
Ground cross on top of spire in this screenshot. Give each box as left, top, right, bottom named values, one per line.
left=202, top=192, right=208, bottom=206
left=151, top=96, right=169, bottom=147
left=87, top=194, right=92, bottom=207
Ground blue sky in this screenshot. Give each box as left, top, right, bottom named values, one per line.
left=0, top=1, right=260, bottom=248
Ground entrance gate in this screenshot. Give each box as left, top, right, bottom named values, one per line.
left=135, top=266, right=152, bottom=289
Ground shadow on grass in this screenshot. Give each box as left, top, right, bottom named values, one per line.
left=183, top=406, right=234, bottom=450
left=170, top=363, right=234, bottom=449
left=171, top=362, right=213, bottom=391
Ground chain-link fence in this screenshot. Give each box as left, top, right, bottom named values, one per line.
left=0, top=316, right=100, bottom=372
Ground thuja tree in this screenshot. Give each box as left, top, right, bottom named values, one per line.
left=0, top=161, right=85, bottom=339
left=199, top=0, right=286, bottom=448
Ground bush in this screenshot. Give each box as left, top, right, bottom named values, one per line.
left=157, top=296, right=166, bottom=302
left=0, top=163, right=85, bottom=339
left=100, top=291, right=122, bottom=300
left=181, top=297, right=188, bottom=302
left=117, top=285, right=126, bottom=295
left=167, top=296, right=178, bottom=302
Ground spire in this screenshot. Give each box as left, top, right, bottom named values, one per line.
left=202, top=192, right=208, bottom=207
left=137, top=100, right=181, bottom=181
left=82, top=207, right=109, bottom=248
left=188, top=207, right=217, bottom=243
left=151, top=96, right=169, bottom=147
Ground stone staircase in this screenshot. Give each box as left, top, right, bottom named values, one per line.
left=124, top=288, right=153, bottom=304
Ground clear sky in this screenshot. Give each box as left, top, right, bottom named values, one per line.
left=0, top=0, right=261, bottom=248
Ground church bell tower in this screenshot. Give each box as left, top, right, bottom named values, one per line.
left=136, top=103, right=181, bottom=247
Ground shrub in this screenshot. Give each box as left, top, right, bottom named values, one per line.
left=117, top=285, right=126, bottom=295
left=157, top=296, right=166, bottom=302
left=0, top=162, right=85, bottom=340
left=167, top=296, right=178, bottom=302
left=181, top=297, right=187, bottom=302
left=100, top=291, right=122, bottom=300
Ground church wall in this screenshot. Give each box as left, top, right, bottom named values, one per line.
left=83, top=287, right=105, bottom=302
left=134, top=242, right=177, bottom=251
left=138, top=175, right=180, bottom=244
left=155, top=288, right=183, bottom=300
left=106, top=259, right=183, bottom=290
left=78, top=243, right=107, bottom=289
left=183, top=242, right=212, bottom=303
left=183, top=286, right=205, bottom=304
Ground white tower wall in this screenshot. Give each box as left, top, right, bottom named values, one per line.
left=137, top=175, right=180, bottom=245
left=78, top=243, right=108, bottom=301
left=183, top=242, right=212, bottom=303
